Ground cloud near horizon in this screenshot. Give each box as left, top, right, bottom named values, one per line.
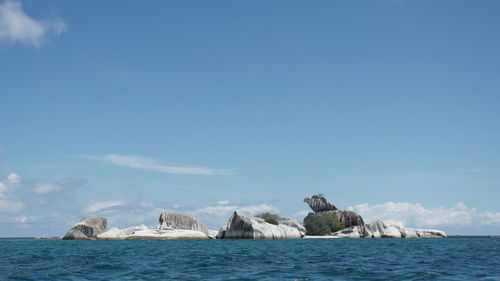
left=348, top=201, right=500, bottom=229
left=84, top=154, right=234, bottom=175
left=0, top=0, right=66, bottom=47
left=0, top=173, right=24, bottom=213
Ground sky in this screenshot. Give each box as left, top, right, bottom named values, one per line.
left=1, top=0, right=499, bottom=236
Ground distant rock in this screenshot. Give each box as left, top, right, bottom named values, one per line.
left=303, top=209, right=364, bottom=230
left=339, top=210, right=365, bottom=227
left=330, top=220, right=447, bottom=238
left=382, top=225, right=402, bottom=238
left=63, top=216, right=107, bottom=240
left=304, top=197, right=338, bottom=212
left=217, top=211, right=303, bottom=239
left=97, top=225, right=149, bottom=239
left=303, top=196, right=364, bottom=231
left=127, top=228, right=209, bottom=239
left=95, top=212, right=212, bottom=240
left=159, top=211, right=210, bottom=236
left=278, top=218, right=306, bottom=236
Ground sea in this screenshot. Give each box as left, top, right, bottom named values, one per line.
left=0, top=237, right=499, bottom=280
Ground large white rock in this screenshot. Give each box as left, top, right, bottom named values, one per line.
left=330, top=220, right=447, bottom=239
left=362, top=221, right=387, bottom=238
left=94, top=212, right=213, bottom=240
left=97, top=225, right=210, bottom=240
left=217, top=211, right=303, bottom=239
left=128, top=228, right=209, bottom=239
left=97, top=225, right=149, bottom=239
left=382, top=226, right=402, bottom=238
left=329, top=226, right=363, bottom=238
left=63, top=216, right=107, bottom=240
left=159, top=211, right=210, bottom=236
left=278, top=219, right=306, bottom=237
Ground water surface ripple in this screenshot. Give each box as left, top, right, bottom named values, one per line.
left=1, top=237, right=499, bottom=280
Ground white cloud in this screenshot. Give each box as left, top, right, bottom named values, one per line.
left=6, top=172, right=20, bottom=184
left=217, top=200, right=230, bottom=205
left=33, top=183, right=62, bottom=194
left=0, top=0, right=66, bottom=47
left=292, top=210, right=310, bottom=221
left=0, top=173, right=24, bottom=213
left=80, top=199, right=165, bottom=228
left=348, top=201, right=500, bottom=228
left=85, top=154, right=233, bottom=175
left=238, top=204, right=278, bottom=215
left=84, top=201, right=126, bottom=213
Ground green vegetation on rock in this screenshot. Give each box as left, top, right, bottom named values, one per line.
left=304, top=213, right=345, bottom=235
left=311, top=193, right=325, bottom=199
left=256, top=212, right=281, bottom=225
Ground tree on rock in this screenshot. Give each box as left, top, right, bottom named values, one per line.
left=304, top=213, right=345, bottom=235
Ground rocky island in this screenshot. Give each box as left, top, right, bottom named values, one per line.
left=303, top=195, right=446, bottom=238
left=62, top=195, right=446, bottom=239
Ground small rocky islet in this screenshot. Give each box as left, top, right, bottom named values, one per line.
left=62, top=196, right=446, bottom=240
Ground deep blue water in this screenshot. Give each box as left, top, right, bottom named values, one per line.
left=1, top=237, right=499, bottom=280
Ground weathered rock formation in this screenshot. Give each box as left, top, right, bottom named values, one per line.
left=278, top=218, right=306, bottom=236
left=302, top=196, right=446, bottom=238
left=63, top=216, right=107, bottom=240
left=97, top=225, right=149, bottom=239
left=329, top=220, right=447, bottom=238
left=304, top=197, right=337, bottom=212
left=67, top=212, right=214, bottom=240
left=217, top=211, right=304, bottom=239
left=159, top=211, right=210, bottom=236
left=303, top=196, right=364, bottom=229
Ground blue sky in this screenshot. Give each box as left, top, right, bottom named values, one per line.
left=1, top=0, right=500, bottom=236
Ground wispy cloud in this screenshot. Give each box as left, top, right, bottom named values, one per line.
left=83, top=154, right=234, bottom=175
left=348, top=201, right=500, bottom=228
left=84, top=201, right=126, bottom=214
left=0, top=0, right=66, bottom=47
left=466, top=168, right=497, bottom=174
left=32, top=178, right=87, bottom=194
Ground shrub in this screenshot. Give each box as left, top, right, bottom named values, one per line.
left=311, top=193, right=325, bottom=199
left=256, top=212, right=281, bottom=225
left=304, top=213, right=345, bottom=235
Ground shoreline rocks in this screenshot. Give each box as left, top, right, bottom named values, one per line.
left=62, top=196, right=447, bottom=240
left=330, top=220, right=447, bottom=238
left=216, top=211, right=304, bottom=239
left=303, top=196, right=446, bottom=238
left=159, top=212, right=210, bottom=236
left=63, top=216, right=107, bottom=240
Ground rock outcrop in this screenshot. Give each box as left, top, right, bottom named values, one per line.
left=63, top=216, right=107, bottom=240
left=97, top=225, right=210, bottom=240
left=303, top=196, right=364, bottom=230
left=304, top=197, right=338, bottom=212
left=97, top=225, right=149, bottom=239
left=278, top=219, right=306, bottom=236
left=67, top=212, right=213, bottom=240
left=329, top=220, right=447, bottom=238
left=159, top=211, right=210, bottom=236
left=217, top=211, right=303, bottom=239
left=302, top=196, right=445, bottom=238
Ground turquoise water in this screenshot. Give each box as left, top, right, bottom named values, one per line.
left=1, top=237, right=499, bottom=280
